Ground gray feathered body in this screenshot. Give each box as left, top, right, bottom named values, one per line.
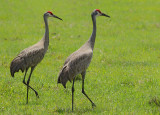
left=58, top=41, right=93, bottom=88
left=10, top=40, right=47, bottom=77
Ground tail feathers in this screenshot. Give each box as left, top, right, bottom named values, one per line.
left=10, top=56, right=25, bottom=77
left=58, top=65, right=70, bottom=88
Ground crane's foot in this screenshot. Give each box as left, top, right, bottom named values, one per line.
left=92, top=103, right=96, bottom=108
left=26, top=99, right=29, bottom=104
left=35, top=91, right=39, bottom=98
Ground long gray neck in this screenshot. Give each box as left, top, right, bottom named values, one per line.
left=41, top=15, right=49, bottom=52
left=88, top=14, right=96, bottom=50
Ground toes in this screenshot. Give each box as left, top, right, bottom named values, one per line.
left=35, top=92, right=39, bottom=98
left=92, top=103, right=96, bottom=108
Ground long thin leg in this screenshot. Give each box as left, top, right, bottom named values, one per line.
left=23, top=68, right=39, bottom=98
left=23, top=68, right=28, bottom=83
left=72, top=77, right=75, bottom=111
left=81, top=71, right=96, bottom=107
left=26, top=66, right=37, bottom=104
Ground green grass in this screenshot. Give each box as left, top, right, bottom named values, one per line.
left=0, top=0, right=160, bottom=114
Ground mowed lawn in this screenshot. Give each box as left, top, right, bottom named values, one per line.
left=0, top=0, right=160, bottom=114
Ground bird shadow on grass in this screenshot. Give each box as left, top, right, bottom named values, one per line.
left=19, top=99, right=41, bottom=106
left=55, top=107, right=95, bottom=114
left=74, top=74, right=82, bottom=81
left=149, top=96, right=160, bottom=107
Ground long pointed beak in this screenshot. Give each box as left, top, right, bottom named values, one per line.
left=101, top=13, right=110, bottom=18
left=52, top=15, right=63, bottom=20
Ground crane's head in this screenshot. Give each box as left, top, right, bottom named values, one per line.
left=45, top=11, right=63, bottom=20
left=92, top=9, right=110, bottom=18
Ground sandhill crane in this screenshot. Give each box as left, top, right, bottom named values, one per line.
left=58, top=9, right=110, bottom=111
left=10, top=11, right=62, bottom=104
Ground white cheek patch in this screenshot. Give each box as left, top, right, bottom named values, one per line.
left=98, top=12, right=101, bottom=16
left=96, top=12, right=101, bottom=16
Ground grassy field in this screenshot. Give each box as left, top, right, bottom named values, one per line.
left=0, top=0, right=160, bottom=114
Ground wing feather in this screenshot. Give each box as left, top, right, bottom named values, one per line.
left=10, top=46, right=45, bottom=77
